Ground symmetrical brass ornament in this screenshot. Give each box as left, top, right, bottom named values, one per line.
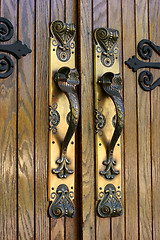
left=50, top=20, right=76, bottom=62
left=94, top=27, right=124, bottom=217
left=48, top=20, right=79, bottom=218
left=97, top=184, right=123, bottom=218
left=49, top=184, right=75, bottom=219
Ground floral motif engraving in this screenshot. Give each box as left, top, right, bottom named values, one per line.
left=49, top=184, right=75, bottom=219
left=50, top=20, right=75, bottom=62
left=94, top=27, right=119, bottom=67
left=97, top=184, right=123, bottom=218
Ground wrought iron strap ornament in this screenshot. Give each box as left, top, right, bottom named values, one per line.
left=125, top=39, right=160, bottom=91
left=0, top=17, right=32, bottom=78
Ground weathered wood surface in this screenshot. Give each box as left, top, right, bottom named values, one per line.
left=136, top=1, right=152, bottom=240
left=0, top=1, right=17, bottom=239
left=35, top=0, right=50, bottom=239
left=18, top=0, right=35, bottom=239
left=79, top=0, right=96, bottom=239
left=149, top=1, right=160, bottom=240
left=122, top=0, right=138, bottom=239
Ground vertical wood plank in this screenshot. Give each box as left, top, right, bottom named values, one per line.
left=0, top=1, right=17, bottom=239
left=66, top=1, right=81, bottom=239
left=50, top=1, right=65, bottom=240
left=108, top=1, right=125, bottom=239
left=93, top=1, right=111, bottom=240
left=18, top=1, right=35, bottom=239
left=78, top=0, right=96, bottom=239
left=35, top=0, right=50, bottom=239
left=136, top=1, right=152, bottom=239
left=122, top=0, right=139, bottom=239
left=149, top=1, right=160, bottom=239
left=93, top=0, right=107, bottom=28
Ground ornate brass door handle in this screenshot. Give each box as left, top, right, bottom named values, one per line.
left=98, top=72, right=124, bottom=179
left=94, top=27, right=124, bottom=217
left=48, top=20, right=79, bottom=218
left=52, top=67, right=80, bottom=178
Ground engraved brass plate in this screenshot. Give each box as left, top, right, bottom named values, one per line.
left=48, top=20, right=78, bottom=218
left=94, top=28, right=124, bottom=217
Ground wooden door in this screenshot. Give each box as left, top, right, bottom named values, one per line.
left=0, top=0, right=160, bottom=239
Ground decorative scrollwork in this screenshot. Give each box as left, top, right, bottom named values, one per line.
left=95, top=108, right=106, bottom=136
left=52, top=156, right=73, bottom=178
left=94, top=28, right=119, bottom=67
left=139, top=70, right=160, bottom=91
left=138, top=39, right=160, bottom=60
left=97, top=184, right=123, bottom=218
left=0, top=17, right=31, bottom=79
left=49, top=102, right=60, bottom=134
left=0, top=54, right=14, bottom=78
left=98, top=73, right=124, bottom=179
left=125, top=39, right=160, bottom=91
left=50, top=20, right=75, bottom=62
left=0, top=17, right=14, bottom=41
left=49, top=184, right=75, bottom=219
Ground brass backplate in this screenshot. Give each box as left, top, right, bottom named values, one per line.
left=48, top=37, right=75, bottom=201
left=94, top=42, right=122, bottom=201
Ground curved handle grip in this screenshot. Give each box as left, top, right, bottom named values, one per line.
left=98, top=72, right=124, bottom=179
left=52, top=67, right=80, bottom=178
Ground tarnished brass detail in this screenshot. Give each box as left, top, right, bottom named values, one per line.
left=94, top=28, right=119, bottom=68
left=97, top=184, right=123, bottom=218
left=49, top=184, right=75, bottom=219
left=94, top=27, right=124, bottom=217
left=95, top=109, right=106, bottom=136
left=49, top=103, right=60, bottom=135
left=48, top=20, right=78, bottom=218
left=50, top=20, right=76, bottom=62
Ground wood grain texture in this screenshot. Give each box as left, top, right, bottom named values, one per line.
left=149, top=1, right=160, bottom=239
left=0, top=1, right=17, bottom=239
left=51, top=0, right=64, bottom=22
left=108, top=0, right=125, bottom=239
left=93, top=0, right=107, bottom=29
left=78, top=0, right=96, bottom=239
left=122, top=0, right=138, bottom=239
left=93, top=1, right=110, bottom=239
left=35, top=0, right=50, bottom=239
left=50, top=1, right=65, bottom=239
left=18, top=1, right=35, bottom=239
left=136, top=1, right=152, bottom=239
